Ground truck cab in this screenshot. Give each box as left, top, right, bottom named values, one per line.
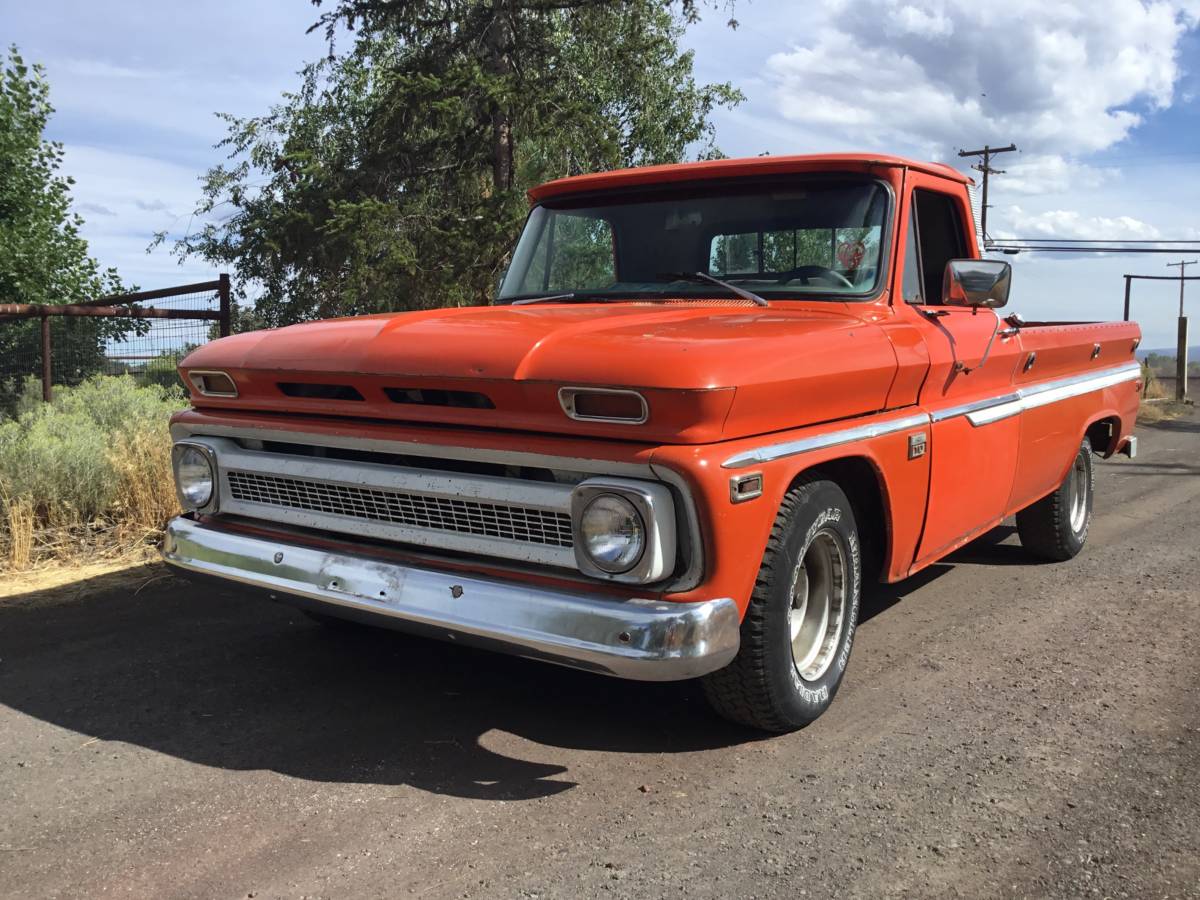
left=164, top=154, right=1142, bottom=732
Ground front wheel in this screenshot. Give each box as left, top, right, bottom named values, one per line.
left=702, top=476, right=862, bottom=732
left=1016, top=436, right=1094, bottom=561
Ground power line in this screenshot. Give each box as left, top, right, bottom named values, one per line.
left=957, top=143, right=1017, bottom=243
left=987, top=246, right=1200, bottom=254
left=1003, top=238, right=1200, bottom=244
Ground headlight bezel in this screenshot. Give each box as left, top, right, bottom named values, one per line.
left=172, top=441, right=219, bottom=513
left=570, top=478, right=677, bottom=584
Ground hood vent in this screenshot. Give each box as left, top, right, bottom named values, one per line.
left=278, top=382, right=365, bottom=401
left=384, top=387, right=494, bottom=409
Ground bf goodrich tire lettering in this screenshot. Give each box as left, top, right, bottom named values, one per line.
left=702, top=475, right=862, bottom=732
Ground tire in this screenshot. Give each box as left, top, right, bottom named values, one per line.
left=702, top=475, right=863, bottom=733
left=1016, top=436, right=1094, bottom=562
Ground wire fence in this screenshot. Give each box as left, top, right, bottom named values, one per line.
left=0, top=276, right=229, bottom=415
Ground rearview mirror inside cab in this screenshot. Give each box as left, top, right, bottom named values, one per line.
left=943, top=259, right=1011, bottom=309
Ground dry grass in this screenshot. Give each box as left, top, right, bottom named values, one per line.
left=0, top=558, right=165, bottom=602
left=109, top=427, right=180, bottom=539
left=1143, top=368, right=1169, bottom=401
left=3, top=492, right=35, bottom=571
left=0, top=376, right=186, bottom=573
left=1135, top=366, right=1192, bottom=425
left=1138, top=400, right=1192, bottom=426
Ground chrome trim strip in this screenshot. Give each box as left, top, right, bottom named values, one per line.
left=170, top=421, right=656, bottom=478
left=926, top=362, right=1142, bottom=428
left=964, top=399, right=1024, bottom=426
left=163, top=516, right=740, bottom=682
left=721, top=412, right=929, bottom=469
left=929, top=393, right=1020, bottom=424
left=966, top=362, right=1141, bottom=427
left=720, top=362, right=1140, bottom=470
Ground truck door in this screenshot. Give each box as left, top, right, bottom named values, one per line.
left=899, top=177, right=1023, bottom=568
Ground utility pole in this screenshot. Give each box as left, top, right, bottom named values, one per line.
left=1167, top=259, right=1196, bottom=402
left=958, top=143, right=1017, bottom=246
left=1167, top=259, right=1196, bottom=317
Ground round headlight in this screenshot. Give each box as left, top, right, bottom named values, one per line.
left=579, top=493, right=645, bottom=573
left=175, top=445, right=214, bottom=509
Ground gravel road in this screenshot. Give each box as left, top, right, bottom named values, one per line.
left=2, top=411, right=1198, bottom=900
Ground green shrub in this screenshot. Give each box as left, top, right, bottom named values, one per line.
left=0, top=375, right=187, bottom=566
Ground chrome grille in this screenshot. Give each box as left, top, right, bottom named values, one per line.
left=226, top=470, right=574, bottom=548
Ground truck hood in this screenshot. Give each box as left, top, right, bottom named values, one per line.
left=181, top=302, right=902, bottom=443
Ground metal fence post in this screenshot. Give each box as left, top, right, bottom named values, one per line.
left=40, top=311, right=52, bottom=402
left=1123, top=275, right=1132, bottom=322
left=218, top=273, right=231, bottom=337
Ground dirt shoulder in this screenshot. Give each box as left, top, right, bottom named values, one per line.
left=1, top=411, right=1198, bottom=899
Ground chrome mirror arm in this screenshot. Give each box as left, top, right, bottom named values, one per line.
left=955, top=309, right=1003, bottom=375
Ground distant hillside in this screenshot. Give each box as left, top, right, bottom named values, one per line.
left=1136, top=347, right=1200, bottom=361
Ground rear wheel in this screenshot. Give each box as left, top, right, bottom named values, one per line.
left=702, top=476, right=862, bottom=732
left=1016, top=437, right=1094, bottom=561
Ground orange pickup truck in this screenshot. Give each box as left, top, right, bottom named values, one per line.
left=164, top=154, right=1141, bottom=731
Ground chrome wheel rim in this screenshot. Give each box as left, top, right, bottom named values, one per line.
left=1068, top=453, right=1089, bottom=533
left=788, top=530, right=847, bottom=681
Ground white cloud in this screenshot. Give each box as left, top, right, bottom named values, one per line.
left=998, top=154, right=1117, bottom=195
left=765, top=0, right=1197, bottom=189
left=996, top=206, right=1163, bottom=240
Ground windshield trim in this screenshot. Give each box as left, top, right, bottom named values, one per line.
left=497, top=174, right=896, bottom=305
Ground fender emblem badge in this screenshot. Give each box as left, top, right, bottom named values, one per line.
left=449, top=585, right=464, bottom=599
left=908, top=433, right=927, bottom=460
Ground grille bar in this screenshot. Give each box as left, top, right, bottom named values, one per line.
left=227, top=470, right=574, bottom=548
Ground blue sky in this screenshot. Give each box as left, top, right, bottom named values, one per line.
left=5, top=0, right=1200, bottom=347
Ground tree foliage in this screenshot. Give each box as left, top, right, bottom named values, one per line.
left=0, top=46, right=129, bottom=412
left=167, top=1, right=741, bottom=326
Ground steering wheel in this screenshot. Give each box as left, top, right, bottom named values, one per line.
left=774, top=265, right=855, bottom=288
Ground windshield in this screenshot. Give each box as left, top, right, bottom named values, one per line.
left=498, top=179, right=889, bottom=303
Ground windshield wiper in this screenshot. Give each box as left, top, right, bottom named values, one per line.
left=659, top=272, right=769, bottom=307
left=509, top=292, right=578, bottom=306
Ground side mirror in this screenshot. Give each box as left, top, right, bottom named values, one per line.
left=943, top=259, right=1011, bottom=309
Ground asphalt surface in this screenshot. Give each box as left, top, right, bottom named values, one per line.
left=2, top=410, right=1198, bottom=899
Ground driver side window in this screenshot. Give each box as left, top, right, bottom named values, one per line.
left=903, top=190, right=967, bottom=305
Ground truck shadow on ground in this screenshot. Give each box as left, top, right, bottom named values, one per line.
left=0, top=569, right=749, bottom=802
left=940, top=524, right=1034, bottom=567
left=0, top=541, right=989, bottom=803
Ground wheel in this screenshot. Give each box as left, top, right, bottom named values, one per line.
left=1016, top=436, right=1094, bottom=561
left=702, top=476, right=862, bottom=732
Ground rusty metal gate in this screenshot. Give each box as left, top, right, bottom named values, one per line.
left=0, top=275, right=230, bottom=408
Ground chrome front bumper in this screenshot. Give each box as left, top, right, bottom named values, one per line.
left=162, top=516, right=740, bottom=681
